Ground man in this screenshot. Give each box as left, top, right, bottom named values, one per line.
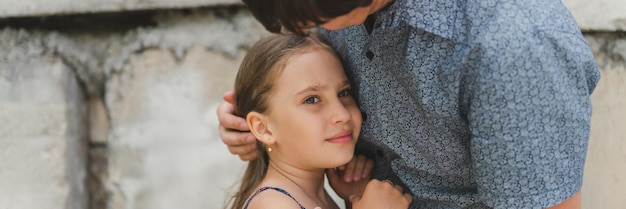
left=218, top=0, right=600, bottom=208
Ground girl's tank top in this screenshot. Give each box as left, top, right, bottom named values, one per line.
left=243, top=186, right=306, bottom=209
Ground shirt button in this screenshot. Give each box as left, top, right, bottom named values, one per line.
left=366, top=50, right=374, bottom=60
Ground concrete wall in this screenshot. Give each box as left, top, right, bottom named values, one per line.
left=0, top=0, right=240, bottom=18
left=0, top=38, right=88, bottom=209
left=581, top=33, right=626, bottom=209
left=564, top=0, right=626, bottom=31
left=0, top=1, right=624, bottom=209
left=1, top=6, right=267, bottom=209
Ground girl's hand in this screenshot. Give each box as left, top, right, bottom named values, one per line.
left=350, top=179, right=412, bottom=209
left=326, top=155, right=374, bottom=200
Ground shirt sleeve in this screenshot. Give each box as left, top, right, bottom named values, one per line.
left=464, top=26, right=600, bottom=208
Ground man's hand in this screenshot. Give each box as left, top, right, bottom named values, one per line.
left=327, top=155, right=375, bottom=200
left=217, top=91, right=258, bottom=161
left=350, top=179, right=412, bottom=209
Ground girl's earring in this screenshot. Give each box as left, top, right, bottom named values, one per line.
left=267, top=146, right=272, bottom=153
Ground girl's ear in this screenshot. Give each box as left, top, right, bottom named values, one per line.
left=246, top=112, right=275, bottom=145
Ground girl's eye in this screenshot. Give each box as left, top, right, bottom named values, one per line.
left=304, top=96, right=320, bottom=104
left=338, top=89, right=351, bottom=97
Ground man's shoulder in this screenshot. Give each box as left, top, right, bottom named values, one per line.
left=394, top=0, right=581, bottom=41
left=463, top=0, right=580, bottom=34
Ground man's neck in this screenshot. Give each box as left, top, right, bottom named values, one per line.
left=365, top=0, right=395, bottom=34
left=364, top=14, right=377, bottom=34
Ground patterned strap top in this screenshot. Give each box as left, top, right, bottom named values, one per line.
left=243, top=186, right=306, bottom=209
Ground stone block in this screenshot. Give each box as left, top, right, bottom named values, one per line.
left=0, top=53, right=88, bottom=209
left=584, top=64, right=626, bottom=209
left=563, top=0, right=626, bottom=31
left=90, top=8, right=269, bottom=209
left=0, top=0, right=240, bottom=18
left=581, top=33, right=626, bottom=209
left=105, top=46, right=247, bottom=209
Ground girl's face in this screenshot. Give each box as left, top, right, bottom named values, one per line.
left=263, top=46, right=362, bottom=169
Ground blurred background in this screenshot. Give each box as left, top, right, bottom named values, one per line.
left=0, top=0, right=623, bottom=208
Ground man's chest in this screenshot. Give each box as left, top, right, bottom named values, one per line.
left=336, top=27, right=471, bottom=120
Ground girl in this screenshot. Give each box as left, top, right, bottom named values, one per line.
left=226, top=33, right=411, bottom=209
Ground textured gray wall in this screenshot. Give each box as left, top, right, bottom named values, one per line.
left=0, top=0, right=240, bottom=18
left=1, top=6, right=268, bottom=209
left=0, top=31, right=88, bottom=209
left=582, top=32, right=626, bottom=209
left=564, top=0, right=626, bottom=31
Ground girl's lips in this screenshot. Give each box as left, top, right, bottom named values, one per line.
left=327, top=131, right=353, bottom=144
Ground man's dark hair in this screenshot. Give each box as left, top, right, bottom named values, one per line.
left=241, top=0, right=373, bottom=34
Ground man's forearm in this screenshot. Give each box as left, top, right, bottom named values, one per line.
left=547, top=190, right=581, bottom=209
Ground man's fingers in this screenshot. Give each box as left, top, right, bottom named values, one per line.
left=227, top=143, right=256, bottom=155
left=217, top=90, right=258, bottom=161
left=228, top=143, right=257, bottom=161
left=220, top=127, right=255, bottom=146
left=222, top=131, right=257, bottom=161
left=223, top=91, right=236, bottom=104
left=218, top=90, right=246, bottom=131
left=239, top=151, right=258, bottom=161
left=217, top=101, right=248, bottom=131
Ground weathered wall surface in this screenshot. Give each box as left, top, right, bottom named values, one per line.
left=1, top=7, right=267, bottom=209
left=102, top=9, right=266, bottom=209
left=0, top=1, right=624, bottom=209
left=0, top=31, right=88, bottom=209
left=564, top=0, right=626, bottom=31
left=586, top=66, right=626, bottom=209
left=582, top=33, right=626, bottom=209
left=0, top=0, right=240, bottom=18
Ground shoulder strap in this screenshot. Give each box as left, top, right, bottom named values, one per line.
left=243, top=186, right=306, bottom=209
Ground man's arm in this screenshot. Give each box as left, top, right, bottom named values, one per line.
left=465, top=22, right=599, bottom=208
left=548, top=191, right=581, bottom=209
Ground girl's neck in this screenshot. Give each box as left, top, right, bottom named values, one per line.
left=266, top=161, right=332, bottom=207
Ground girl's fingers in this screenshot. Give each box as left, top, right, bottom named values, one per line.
left=343, top=158, right=357, bottom=182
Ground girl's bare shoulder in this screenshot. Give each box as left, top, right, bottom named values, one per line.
left=245, top=187, right=303, bottom=209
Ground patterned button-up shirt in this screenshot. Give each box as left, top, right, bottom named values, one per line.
left=320, top=0, right=600, bottom=208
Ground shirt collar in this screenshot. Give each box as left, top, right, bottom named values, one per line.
left=379, top=0, right=462, bottom=40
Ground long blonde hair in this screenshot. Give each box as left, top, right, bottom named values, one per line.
left=225, top=33, right=334, bottom=209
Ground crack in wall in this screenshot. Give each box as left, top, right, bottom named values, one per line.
left=583, top=31, right=626, bottom=69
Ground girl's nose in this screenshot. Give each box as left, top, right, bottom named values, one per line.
left=330, top=99, right=351, bottom=124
